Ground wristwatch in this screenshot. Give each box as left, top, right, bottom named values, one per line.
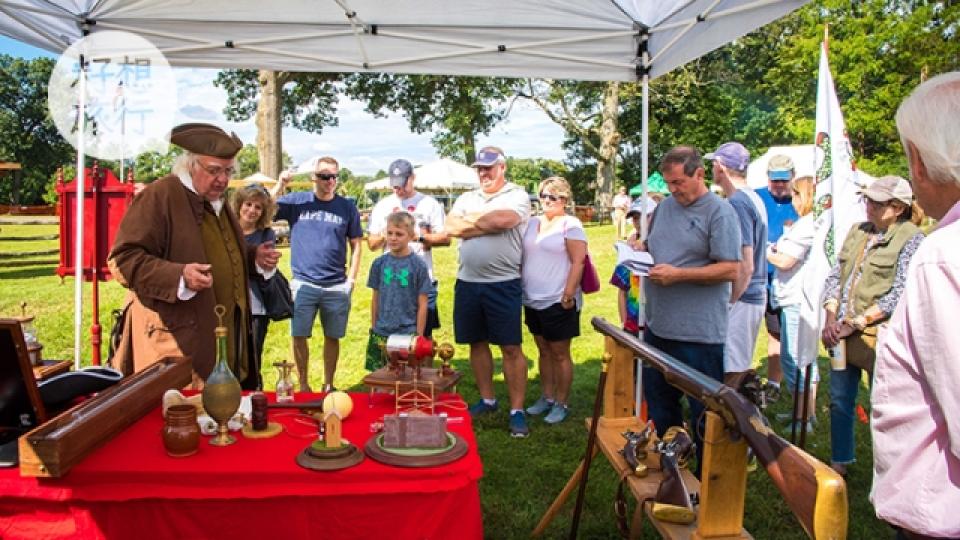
left=418, top=235, right=426, bottom=244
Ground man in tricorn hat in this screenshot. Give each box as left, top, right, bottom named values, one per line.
left=108, top=123, right=281, bottom=388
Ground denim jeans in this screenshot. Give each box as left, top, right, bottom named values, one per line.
left=779, top=304, right=819, bottom=394
left=642, top=329, right=725, bottom=478
left=829, top=363, right=866, bottom=464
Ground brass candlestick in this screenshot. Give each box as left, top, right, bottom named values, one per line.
left=202, top=305, right=242, bottom=446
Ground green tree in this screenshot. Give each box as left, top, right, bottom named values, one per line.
left=505, top=157, right=569, bottom=196
left=345, top=74, right=513, bottom=163
left=0, top=55, right=74, bottom=205
left=615, top=0, right=960, bottom=180
left=233, top=144, right=292, bottom=179
left=517, top=80, right=621, bottom=206
left=215, top=69, right=341, bottom=179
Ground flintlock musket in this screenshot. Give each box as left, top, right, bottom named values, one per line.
left=591, top=317, right=847, bottom=540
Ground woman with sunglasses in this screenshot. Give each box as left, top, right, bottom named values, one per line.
left=820, top=176, right=925, bottom=476
left=766, top=176, right=819, bottom=432
left=521, top=177, right=587, bottom=425
left=232, top=183, right=278, bottom=389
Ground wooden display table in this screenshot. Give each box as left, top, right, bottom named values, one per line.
left=362, top=366, right=462, bottom=400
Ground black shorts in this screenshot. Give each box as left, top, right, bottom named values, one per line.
left=454, top=279, right=523, bottom=345
left=765, top=294, right=782, bottom=339
left=524, top=303, right=581, bottom=342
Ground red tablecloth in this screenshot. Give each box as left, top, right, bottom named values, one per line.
left=0, top=392, right=484, bottom=540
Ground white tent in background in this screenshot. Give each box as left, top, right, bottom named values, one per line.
left=0, top=0, right=809, bottom=367
left=364, top=158, right=479, bottom=192
left=244, top=172, right=276, bottom=184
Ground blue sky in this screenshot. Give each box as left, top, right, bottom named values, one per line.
left=1, top=36, right=566, bottom=176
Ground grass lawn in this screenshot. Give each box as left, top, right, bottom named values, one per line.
left=0, top=219, right=888, bottom=539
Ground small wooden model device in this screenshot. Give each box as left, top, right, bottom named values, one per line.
left=362, top=335, right=460, bottom=413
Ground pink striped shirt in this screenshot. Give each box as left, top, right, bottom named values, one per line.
left=871, top=200, right=960, bottom=537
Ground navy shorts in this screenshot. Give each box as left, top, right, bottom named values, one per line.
left=524, top=303, right=580, bottom=342
left=453, top=279, right=522, bottom=346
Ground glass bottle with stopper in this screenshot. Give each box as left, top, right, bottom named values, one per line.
left=201, top=305, right=242, bottom=446
left=273, top=361, right=296, bottom=403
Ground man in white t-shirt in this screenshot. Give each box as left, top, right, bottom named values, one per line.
left=446, top=146, right=532, bottom=437
left=367, top=158, right=449, bottom=337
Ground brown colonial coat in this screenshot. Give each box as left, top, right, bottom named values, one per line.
left=108, top=174, right=257, bottom=380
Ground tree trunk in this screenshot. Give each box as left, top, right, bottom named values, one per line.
left=462, top=130, right=475, bottom=165
left=256, top=70, right=283, bottom=180
left=594, top=81, right=620, bottom=206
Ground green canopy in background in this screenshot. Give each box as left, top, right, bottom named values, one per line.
left=629, top=171, right=668, bottom=196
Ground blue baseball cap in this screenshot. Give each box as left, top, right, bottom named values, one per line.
left=388, top=159, right=414, bottom=187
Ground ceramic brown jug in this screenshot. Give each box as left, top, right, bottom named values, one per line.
left=163, top=404, right=200, bottom=457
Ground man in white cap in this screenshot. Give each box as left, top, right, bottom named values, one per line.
left=871, top=71, right=960, bottom=540
left=109, top=123, right=281, bottom=388
left=447, top=145, right=532, bottom=437
left=367, top=159, right=449, bottom=337
left=706, top=142, right=768, bottom=382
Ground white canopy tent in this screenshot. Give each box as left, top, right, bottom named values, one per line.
left=364, top=158, right=479, bottom=191
left=0, top=0, right=809, bottom=364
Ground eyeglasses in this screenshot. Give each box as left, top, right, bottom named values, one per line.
left=198, top=162, right=235, bottom=178
left=312, top=172, right=339, bottom=181
left=540, top=193, right=566, bottom=202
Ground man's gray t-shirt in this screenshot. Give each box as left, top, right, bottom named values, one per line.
left=645, top=192, right=742, bottom=344
left=367, top=252, right=432, bottom=335
left=728, top=189, right=768, bottom=305
left=449, top=182, right=530, bottom=283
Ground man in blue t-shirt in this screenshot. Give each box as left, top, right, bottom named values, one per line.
left=706, top=142, right=768, bottom=381
left=272, top=156, right=363, bottom=392
left=755, top=154, right=798, bottom=398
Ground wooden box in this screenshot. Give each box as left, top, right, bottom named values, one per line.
left=19, top=356, right=192, bottom=477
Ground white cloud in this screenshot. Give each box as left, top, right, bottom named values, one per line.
left=172, top=67, right=567, bottom=175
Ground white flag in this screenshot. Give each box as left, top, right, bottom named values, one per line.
left=796, top=42, right=866, bottom=369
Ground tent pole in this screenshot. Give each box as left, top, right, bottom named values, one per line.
left=73, top=54, right=87, bottom=370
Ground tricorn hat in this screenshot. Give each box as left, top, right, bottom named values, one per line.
left=169, top=123, right=243, bottom=158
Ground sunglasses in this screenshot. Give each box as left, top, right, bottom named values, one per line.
left=540, top=193, right=565, bottom=202
left=243, top=183, right=269, bottom=195
left=312, top=172, right=339, bottom=181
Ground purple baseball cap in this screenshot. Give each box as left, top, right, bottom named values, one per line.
left=705, top=142, right=750, bottom=172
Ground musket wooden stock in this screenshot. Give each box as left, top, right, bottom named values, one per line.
left=591, top=317, right=847, bottom=540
